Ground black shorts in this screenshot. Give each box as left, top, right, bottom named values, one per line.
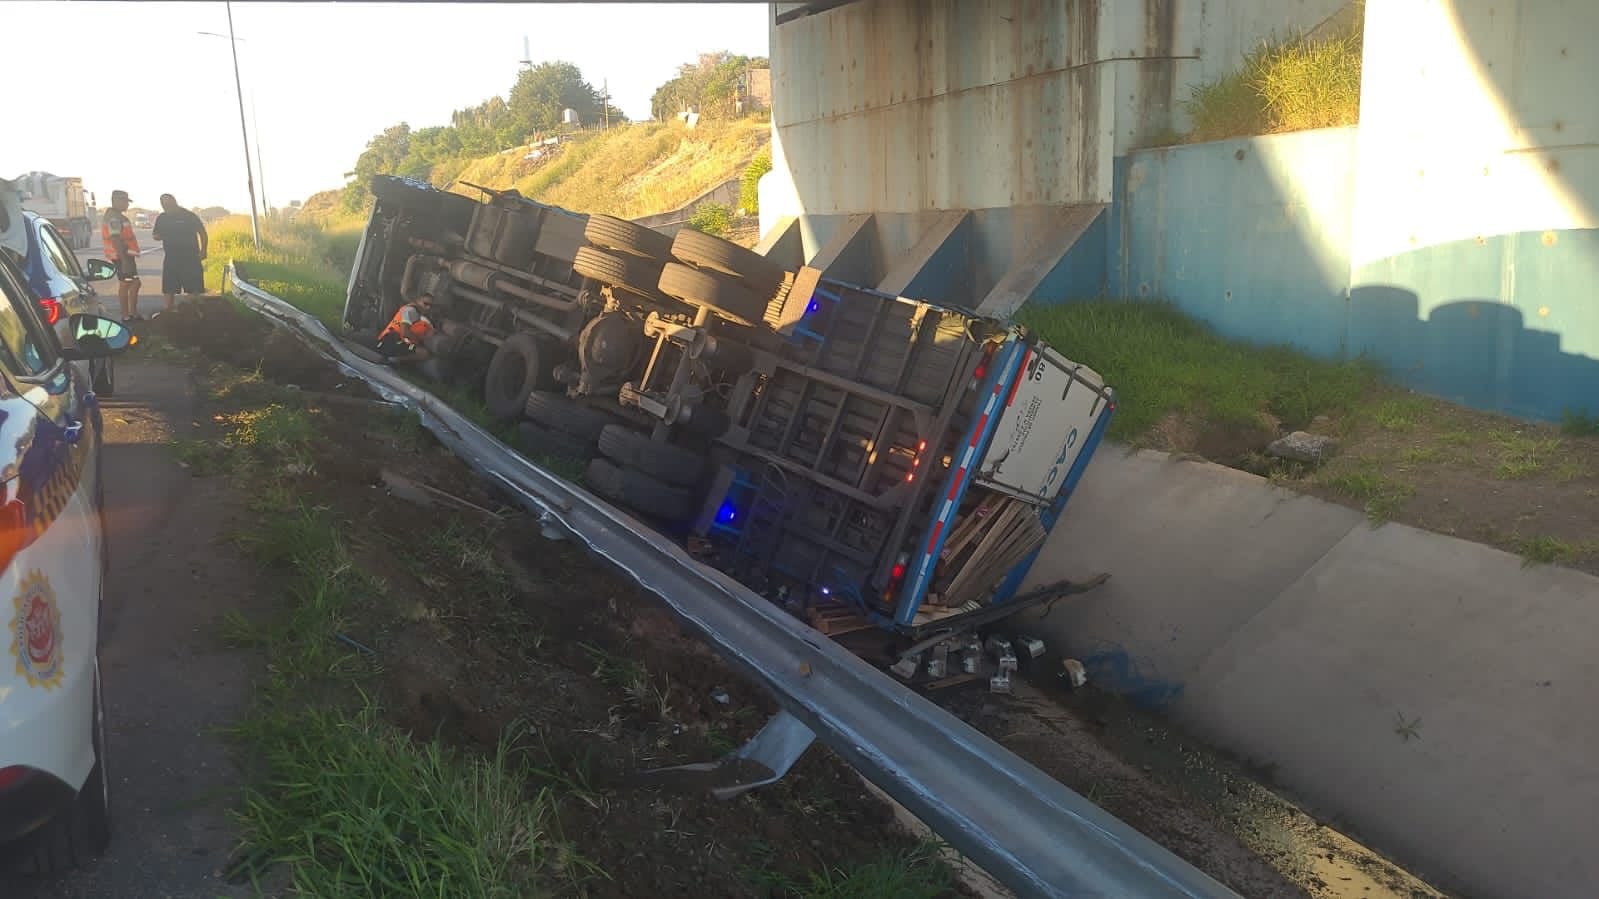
left=115, top=256, right=140, bottom=281
left=162, top=255, right=204, bottom=295
left=376, top=333, right=417, bottom=358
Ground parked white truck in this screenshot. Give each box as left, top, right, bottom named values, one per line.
left=14, top=172, right=97, bottom=250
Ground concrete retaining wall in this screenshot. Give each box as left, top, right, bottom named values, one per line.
left=631, top=176, right=742, bottom=237
left=1041, top=0, right=1599, bottom=422
left=1021, top=446, right=1599, bottom=899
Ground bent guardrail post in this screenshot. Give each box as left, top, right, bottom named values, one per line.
left=226, top=265, right=1240, bottom=899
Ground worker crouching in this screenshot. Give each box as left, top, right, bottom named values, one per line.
left=376, top=292, right=438, bottom=366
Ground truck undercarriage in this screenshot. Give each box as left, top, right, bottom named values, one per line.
left=343, top=176, right=1114, bottom=688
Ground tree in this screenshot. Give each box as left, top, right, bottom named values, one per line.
left=343, top=123, right=413, bottom=210
left=651, top=52, right=768, bottom=121
left=506, top=61, right=623, bottom=136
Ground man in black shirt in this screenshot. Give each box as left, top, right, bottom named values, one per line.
left=151, top=194, right=209, bottom=313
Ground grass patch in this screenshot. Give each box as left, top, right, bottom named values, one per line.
left=450, top=118, right=770, bottom=219
left=1316, top=464, right=1414, bottom=523
left=687, top=201, right=734, bottom=236
left=1366, top=394, right=1432, bottom=433
left=1562, top=410, right=1599, bottom=437
left=206, top=216, right=351, bottom=330
left=1487, top=430, right=1566, bottom=480
left=1516, top=535, right=1599, bottom=568
left=1185, top=21, right=1363, bottom=143
left=750, top=841, right=955, bottom=899
left=232, top=707, right=567, bottom=899
left=1019, top=300, right=1382, bottom=443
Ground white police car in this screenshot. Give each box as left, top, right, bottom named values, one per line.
left=0, top=178, right=135, bottom=871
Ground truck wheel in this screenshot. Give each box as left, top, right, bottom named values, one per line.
left=596, top=423, right=707, bottom=487
left=573, top=246, right=665, bottom=301
left=15, top=659, right=111, bottom=874
left=658, top=263, right=765, bottom=327
left=671, top=230, right=788, bottom=296
left=524, top=391, right=617, bottom=442
left=517, top=422, right=593, bottom=461
left=483, top=333, right=552, bottom=421
left=586, top=457, right=697, bottom=523
left=584, top=215, right=672, bottom=261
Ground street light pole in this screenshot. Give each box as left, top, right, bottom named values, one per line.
left=224, top=2, right=260, bottom=247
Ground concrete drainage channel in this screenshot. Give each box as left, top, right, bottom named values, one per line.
left=228, top=267, right=1237, bottom=899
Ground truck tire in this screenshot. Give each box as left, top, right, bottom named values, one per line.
left=585, top=457, right=697, bottom=523
left=523, top=391, right=616, bottom=442
left=658, top=263, right=765, bottom=327
left=517, top=421, right=592, bottom=461
left=573, top=246, right=665, bottom=301
left=584, top=215, right=672, bottom=261
left=483, top=333, right=552, bottom=421
left=596, top=423, right=707, bottom=487
left=670, top=230, right=788, bottom=295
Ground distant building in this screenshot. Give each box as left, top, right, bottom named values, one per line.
left=746, top=68, right=772, bottom=110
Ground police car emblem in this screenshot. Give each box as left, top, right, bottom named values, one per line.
left=11, top=571, right=63, bottom=689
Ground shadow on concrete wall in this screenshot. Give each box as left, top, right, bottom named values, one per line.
left=1350, top=280, right=1599, bottom=422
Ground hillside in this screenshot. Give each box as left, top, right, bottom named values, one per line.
left=445, top=117, right=770, bottom=219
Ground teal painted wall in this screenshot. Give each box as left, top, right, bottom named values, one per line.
left=1046, top=126, right=1599, bottom=423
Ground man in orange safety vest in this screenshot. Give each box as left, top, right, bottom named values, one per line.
left=375, top=292, right=436, bottom=363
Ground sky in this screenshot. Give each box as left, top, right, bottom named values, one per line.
left=5, top=2, right=770, bottom=212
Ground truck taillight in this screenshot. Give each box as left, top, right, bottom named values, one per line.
left=971, top=342, right=998, bottom=386
left=882, top=554, right=909, bottom=602
left=38, top=298, right=61, bottom=326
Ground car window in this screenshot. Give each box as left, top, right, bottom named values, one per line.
left=0, top=260, right=58, bottom=377
left=37, top=223, right=82, bottom=279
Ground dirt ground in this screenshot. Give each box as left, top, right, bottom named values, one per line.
left=1142, top=392, right=1599, bottom=576
left=127, top=298, right=1461, bottom=899
left=145, top=301, right=966, bottom=897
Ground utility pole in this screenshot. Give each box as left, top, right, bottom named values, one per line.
left=602, top=78, right=610, bottom=130
left=225, top=2, right=260, bottom=247
left=251, top=93, right=268, bottom=214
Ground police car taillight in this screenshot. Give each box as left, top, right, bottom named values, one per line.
left=38, top=298, right=61, bottom=326
left=0, top=765, right=34, bottom=790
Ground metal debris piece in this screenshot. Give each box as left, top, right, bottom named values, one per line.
left=998, top=653, right=1019, bottom=676
left=961, top=653, right=981, bottom=675
left=890, top=653, right=921, bottom=680
left=1017, top=636, right=1046, bottom=659
left=1061, top=658, right=1088, bottom=689
left=989, top=672, right=1013, bottom=694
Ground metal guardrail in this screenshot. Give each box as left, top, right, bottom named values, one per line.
left=227, top=266, right=1240, bottom=899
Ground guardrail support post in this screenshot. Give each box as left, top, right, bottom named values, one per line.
left=641, top=709, right=816, bottom=800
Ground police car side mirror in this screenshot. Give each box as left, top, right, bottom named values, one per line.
left=84, top=259, right=117, bottom=282
left=60, top=314, right=136, bottom=360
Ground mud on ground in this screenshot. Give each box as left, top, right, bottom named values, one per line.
left=148, top=301, right=961, bottom=897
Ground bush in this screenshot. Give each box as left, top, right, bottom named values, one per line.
left=739, top=149, right=772, bottom=216
left=687, top=202, right=732, bottom=237
left=1185, top=26, right=1363, bottom=142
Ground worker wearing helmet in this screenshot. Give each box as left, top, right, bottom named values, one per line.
left=375, top=291, right=436, bottom=363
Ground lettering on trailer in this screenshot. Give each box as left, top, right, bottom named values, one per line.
left=1038, top=427, right=1079, bottom=497
left=11, top=570, right=63, bottom=689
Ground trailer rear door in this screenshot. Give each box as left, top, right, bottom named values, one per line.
left=974, top=343, right=1111, bottom=504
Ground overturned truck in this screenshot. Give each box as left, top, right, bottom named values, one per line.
left=343, top=176, right=1114, bottom=683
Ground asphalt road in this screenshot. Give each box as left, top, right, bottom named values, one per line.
left=0, top=244, right=262, bottom=897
